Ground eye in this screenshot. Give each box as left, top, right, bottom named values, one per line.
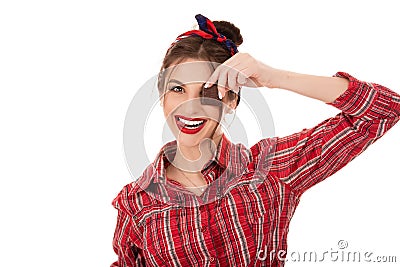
left=169, top=85, right=184, bottom=93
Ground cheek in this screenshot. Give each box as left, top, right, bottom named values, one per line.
left=203, top=106, right=224, bottom=124
left=204, top=118, right=220, bottom=133
left=162, top=95, right=179, bottom=117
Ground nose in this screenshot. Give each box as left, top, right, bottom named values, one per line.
left=181, top=84, right=203, bottom=115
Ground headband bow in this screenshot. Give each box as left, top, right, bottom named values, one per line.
left=169, top=14, right=239, bottom=56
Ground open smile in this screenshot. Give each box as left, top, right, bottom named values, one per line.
left=174, top=115, right=208, bottom=134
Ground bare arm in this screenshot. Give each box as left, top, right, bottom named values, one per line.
left=205, top=52, right=349, bottom=104
left=271, top=69, right=349, bottom=103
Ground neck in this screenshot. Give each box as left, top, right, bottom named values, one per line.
left=172, top=133, right=223, bottom=173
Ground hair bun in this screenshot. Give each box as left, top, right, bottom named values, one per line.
left=213, top=20, right=243, bottom=47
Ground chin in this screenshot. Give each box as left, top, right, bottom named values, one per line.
left=175, top=134, right=204, bottom=147
left=168, top=118, right=219, bottom=146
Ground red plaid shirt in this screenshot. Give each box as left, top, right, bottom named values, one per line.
left=111, top=72, right=400, bottom=267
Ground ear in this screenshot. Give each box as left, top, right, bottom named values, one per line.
left=224, top=103, right=235, bottom=114
left=228, top=98, right=237, bottom=112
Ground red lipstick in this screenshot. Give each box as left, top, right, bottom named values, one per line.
left=175, top=115, right=207, bottom=135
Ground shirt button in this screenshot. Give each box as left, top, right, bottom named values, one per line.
left=210, top=256, right=215, bottom=262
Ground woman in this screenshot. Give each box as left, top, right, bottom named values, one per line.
left=111, top=14, right=400, bottom=266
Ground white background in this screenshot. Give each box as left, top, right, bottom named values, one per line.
left=1, top=0, right=399, bottom=266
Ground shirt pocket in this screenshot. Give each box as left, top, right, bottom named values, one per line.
left=222, top=184, right=271, bottom=223
left=216, top=186, right=271, bottom=260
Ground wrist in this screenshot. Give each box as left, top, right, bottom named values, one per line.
left=263, top=67, right=286, bottom=89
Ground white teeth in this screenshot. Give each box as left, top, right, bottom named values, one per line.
left=178, top=117, right=205, bottom=126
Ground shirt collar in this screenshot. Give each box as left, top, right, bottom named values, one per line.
left=135, top=133, right=250, bottom=193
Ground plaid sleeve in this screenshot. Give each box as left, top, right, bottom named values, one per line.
left=110, top=186, right=145, bottom=267
left=261, top=72, right=400, bottom=197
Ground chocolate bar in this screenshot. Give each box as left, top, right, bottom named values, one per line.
left=201, top=83, right=222, bottom=106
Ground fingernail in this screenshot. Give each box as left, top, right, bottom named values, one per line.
left=218, top=90, right=222, bottom=100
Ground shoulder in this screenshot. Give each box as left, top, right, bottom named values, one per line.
left=111, top=180, right=152, bottom=216
left=249, top=137, right=277, bottom=167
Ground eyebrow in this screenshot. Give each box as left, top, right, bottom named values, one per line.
left=167, top=79, right=184, bottom=86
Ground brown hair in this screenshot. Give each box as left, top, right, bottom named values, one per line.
left=158, top=20, right=244, bottom=107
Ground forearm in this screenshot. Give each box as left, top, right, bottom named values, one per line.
left=270, top=69, right=349, bottom=103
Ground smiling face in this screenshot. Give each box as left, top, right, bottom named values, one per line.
left=159, top=59, right=236, bottom=148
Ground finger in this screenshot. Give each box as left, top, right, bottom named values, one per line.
left=205, top=66, right=222, bottom=88
left=218, top=79, right=229, bottom=99
left=206, top=59, right=239, bottom=88
left=240, top=67, right=259, bottom=88
left=227, top=69, right=238, bottom=93
left=237, top=71, right=248, bottom=85
left=217, top=67, right=230, bottom=98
